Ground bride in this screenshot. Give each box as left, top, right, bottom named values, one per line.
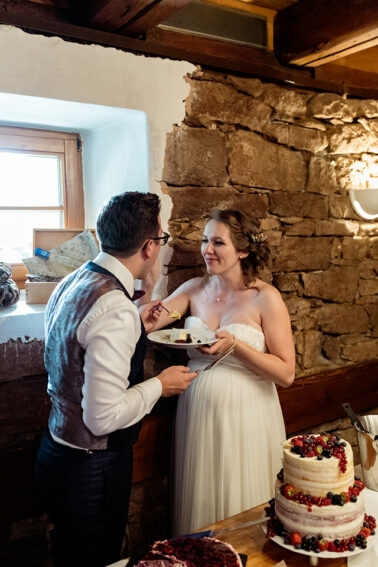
left=142, top=209, right=295, bottom=536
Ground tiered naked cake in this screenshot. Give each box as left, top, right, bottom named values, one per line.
left=266, top=433, right=376, bottom=554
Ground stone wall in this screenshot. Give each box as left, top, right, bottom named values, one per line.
left=162, top=69, right=378, bottom=377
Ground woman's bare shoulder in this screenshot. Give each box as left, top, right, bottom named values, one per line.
left=253, top=279, right=284, bottom=305
left=171, top=276, right=205, bottom=297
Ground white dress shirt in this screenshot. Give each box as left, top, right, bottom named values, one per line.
left=51, top=252, right=162, bottom=449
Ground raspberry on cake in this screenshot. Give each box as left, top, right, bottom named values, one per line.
left=266, top=433, right=376, bottom=554
left=136, top=537, right=243, bottom=566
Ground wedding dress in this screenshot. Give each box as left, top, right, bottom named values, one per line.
left=173, top=316, right=286, bottom=536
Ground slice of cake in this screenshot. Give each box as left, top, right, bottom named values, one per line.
left=170, top=329, right=193, bottom=344
left=266, top=433, right=376, bottom=553
left=136, top=537, right=243, bottom=566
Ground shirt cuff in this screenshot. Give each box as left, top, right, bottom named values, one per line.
left=138, top=376, right=163, bottom=409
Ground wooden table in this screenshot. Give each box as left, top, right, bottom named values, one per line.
left=203, top=503, right=347, bottom=567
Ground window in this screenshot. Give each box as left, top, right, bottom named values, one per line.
left=0, top=126, right=84, bottom=287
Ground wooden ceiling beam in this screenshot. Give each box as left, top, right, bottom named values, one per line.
left=0, top=0, right=70, bottom=24
left=275, top=0, right=378, bottom=66
left=118, top=1, right=193, bottom=36
left=68, top=0, right=192, bottom=35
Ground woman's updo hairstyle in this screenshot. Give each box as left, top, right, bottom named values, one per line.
left=205, top=209, right=270, bottom=287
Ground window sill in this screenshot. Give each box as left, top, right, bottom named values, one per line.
left=0, top=291, right=46, bottom=344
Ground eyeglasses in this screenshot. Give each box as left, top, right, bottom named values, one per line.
left=150, top=231, right=170, bottom=246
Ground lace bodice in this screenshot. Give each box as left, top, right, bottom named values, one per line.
left=185, top=316, right=266, bottom=365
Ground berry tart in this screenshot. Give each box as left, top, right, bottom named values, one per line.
left=136, top=537, right=243, bottom=566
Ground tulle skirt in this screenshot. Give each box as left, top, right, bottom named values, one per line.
left=173, top=359, right=286, bottom=536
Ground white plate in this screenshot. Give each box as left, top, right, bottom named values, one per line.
left=262, top=514, right=376, bottom=560
left=148, top=328, right=217, bottom=349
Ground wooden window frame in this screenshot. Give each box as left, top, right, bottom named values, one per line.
left=0, top=126, right=84, bottom=288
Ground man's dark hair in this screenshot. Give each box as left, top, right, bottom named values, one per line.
left=96, top=191, right=161, bottom=257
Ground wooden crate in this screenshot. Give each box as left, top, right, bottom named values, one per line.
left=33, top=228, right=98, bottom=250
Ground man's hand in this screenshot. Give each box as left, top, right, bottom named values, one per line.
left=158, top=366, right=198, bottom=397
left=139, top=300, right=164, bottom=332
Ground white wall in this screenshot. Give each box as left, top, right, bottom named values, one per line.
left=0, top=25, right=195, bottom=299
left=82, top=114, right=150, bottom=224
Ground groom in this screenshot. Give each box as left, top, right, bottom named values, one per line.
left=35, top=191, right=197, bottom=567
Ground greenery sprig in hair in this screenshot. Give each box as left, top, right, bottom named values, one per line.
left=249, top=231, right=266, bottom=244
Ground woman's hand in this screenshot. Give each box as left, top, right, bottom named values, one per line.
left=139, top=300, right=164, bottom=333
left=200, top=330, right=236, bottom=355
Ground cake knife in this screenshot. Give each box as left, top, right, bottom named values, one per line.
left=199, top=345, right=234, bottom=372
left=212, top=516, right=269, bottom=537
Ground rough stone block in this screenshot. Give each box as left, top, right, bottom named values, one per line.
left=302, top=330, right=323, bottom=369
left=186, top=80, right=271, bottom=132
left=315, top=219, right=359, bottom=236
left=370, top=237, right=378, bottom=259
left=229, top=130, right=306, bottom=191
left=360, top=222, right=378, bottom=237
left=341, top=339, right=378, bottom=363
left=322, top=335, right=341, bottom=362
left=190, top=68, right=228, bottom=83
left=307, top=93, right=354, bottom=122
left=328, top=124, right=378, bottom=154
left=163, top=126, right=228, bottom=186
left=328, top=195, right=360, bottom=220
left=273, top=273, right=300, bottom=292
left=285, top=219, right=316, bottom=236
left=260, top=217, right=281, bottom=230
left=269, top=191, right=327, bottom=219
left=266, top=230, right=282, bottom=247
left=312, top=304, right=369, bottom=334
left=359, top=279, right=378, bottom=296
left=273, top=237, right=332, bottom=271
left=226, top=75, right=263, bottom=97
left=362, top=153, right=378, bottom=176
left=264, top=122, right=328, bottom=153
left=334, top=156, right=369, bottom=191
left=306, top=157, right=339, bottom=194
left=283, top=294, right=312, bottom=318
left=359, top=258, right=378, bottom=279
left=258, top=83, right=310, bottom=119
left=340, top=237, right=370, bottom=261
left=166, top=186, right=268, bottom=219
left=302, top=267, right=359, bottom=303
left=169, top=240, right=203, bottom=267
left=168, top=219, right=205, bottom=242
left=348, top=99, right=378, bottom=118
left=365, top=304, right=378, bottom=332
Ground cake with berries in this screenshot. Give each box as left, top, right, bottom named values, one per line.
left=136, top=537, right=243, bottom=566
left=266, top=433, right=376, bottom=554
left=170, top=329, right=194, bottom=343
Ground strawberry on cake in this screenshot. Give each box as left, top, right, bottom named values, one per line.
left=136, top=537, right=243, bottom=566
left=266, top=433, right=376, bottom=554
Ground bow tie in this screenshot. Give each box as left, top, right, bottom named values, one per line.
left=131, top=289, right=145, bottom=301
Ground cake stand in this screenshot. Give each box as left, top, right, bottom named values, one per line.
left=264, top=529, right=375, bottom=566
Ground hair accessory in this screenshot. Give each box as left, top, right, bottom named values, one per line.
left=249, top=231, right=266, bottom=243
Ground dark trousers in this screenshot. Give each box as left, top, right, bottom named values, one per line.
left=34, top=430, right=133, bottom=567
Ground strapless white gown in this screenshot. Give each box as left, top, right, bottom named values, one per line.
left=173, top=316, right=286, bottom=536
